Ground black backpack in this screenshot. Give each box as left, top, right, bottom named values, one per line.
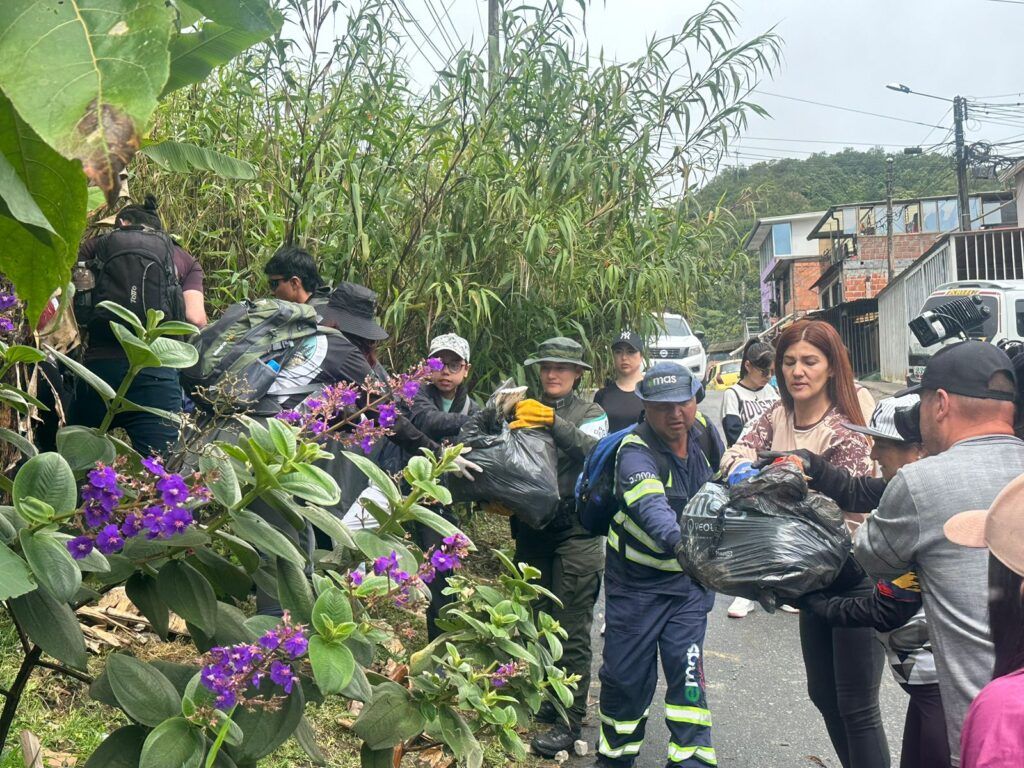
left=79, top=226, right=185, bottom=342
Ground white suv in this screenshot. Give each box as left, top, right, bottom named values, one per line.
left=648, top=313, right=707, bottom=380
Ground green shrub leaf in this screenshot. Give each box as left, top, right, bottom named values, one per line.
left=0, top=542, right=35, bottom=601
left=353, top=681, right=426, bottom=750
left=9, top=587, right=88, bottom=670
left=83, top=724, right=148, bottom=768
left=107, top=654, right=182, bottom=727
left=20, top=529, right=81, bottom=602
left=157, top=560, right=217, bottom=634
left=56, top=426, right=117, bottom=473
left=276, top=557, right=314, bottom=624
left=229, top=509, right=305, bottom=566
left=13, top=452, right=76, bottom=518
left=309, top=636, right=355, bottom=694
left=140, top=717, right=204, bottom=768
left=125, top=572, right=170, bottom=639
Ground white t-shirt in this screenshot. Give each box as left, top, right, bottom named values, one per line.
left=721, top=382, right=779, bottom=432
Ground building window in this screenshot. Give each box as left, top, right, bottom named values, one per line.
left=841, top=207, right=857, bottom=235
left=759, top=237, right=773, bottom=276
left=982, top=198, right=1006, bottom=226
left=859, top=206, right=876, bottom=235
left=772, top=223, right=792, bottom=256
left=938, top=199, right=959, bottom=231
left=922, top=200, right=939, bottom=232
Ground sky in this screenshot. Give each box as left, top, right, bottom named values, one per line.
left=387, top=0, right=1024, bottom=176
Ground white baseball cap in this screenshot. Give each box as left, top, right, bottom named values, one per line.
left=428, top=333, right=470, bottom=363
left=843, top=394, right=919, bottom=442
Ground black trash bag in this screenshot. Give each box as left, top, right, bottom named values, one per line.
left=677, top=463, right=851, bottom=611
left=447, top=399, right=559, bottom=530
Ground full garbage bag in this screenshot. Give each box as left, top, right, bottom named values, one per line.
left=677, top=463, right=851, bottom=611
left=447, top=386, right=559, bottom=530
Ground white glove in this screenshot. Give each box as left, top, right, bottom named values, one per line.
left=452, top=447, right=483, bottom=481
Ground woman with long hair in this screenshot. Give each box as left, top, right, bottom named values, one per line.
left=720, top=320, right=889, bottom=768
left=945, top=476, right=1024, bottom=767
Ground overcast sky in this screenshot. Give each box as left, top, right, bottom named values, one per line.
left=393, top=0, right=1024, bottom=174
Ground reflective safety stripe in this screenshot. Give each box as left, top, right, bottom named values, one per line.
left=599, top=708, right=650, bottom=735
left=612, top=511, right=663, bottom=553
left=624, top=543, right=683, bottom=572
left=620, top=433, right=649, bottom=448
left=665, top=704, right=712, bottom=727
left=599, top=730, right=643, bottom=758
left=622, top=477, right=665, bottom=506
left=608, top=527, right=621, bottom=551
left=668, top=743, right=718, bottom=765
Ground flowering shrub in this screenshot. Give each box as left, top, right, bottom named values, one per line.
left=0, top=302, right=574, bottom=767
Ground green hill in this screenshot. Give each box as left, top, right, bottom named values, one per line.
left=692, top=147, right=1005, bottom=345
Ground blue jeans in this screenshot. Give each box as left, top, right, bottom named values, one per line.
left=70, top=358, right=182, bottom=457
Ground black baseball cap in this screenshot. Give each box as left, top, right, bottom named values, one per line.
left=612, top=330, right=644, bottom=353
left=899, top=341, right=1016, bottom=402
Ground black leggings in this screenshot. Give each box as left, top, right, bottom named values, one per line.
left=800, top=577, right=890, bottom=768
left=899, top=682, right=950, bottom=768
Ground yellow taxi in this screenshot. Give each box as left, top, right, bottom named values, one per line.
left=706, top=359, right=742, bottom=390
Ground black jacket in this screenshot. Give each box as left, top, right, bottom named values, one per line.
left=810, top=460, right=888, bottom=514
left=410, top=383, right=479, bottom=441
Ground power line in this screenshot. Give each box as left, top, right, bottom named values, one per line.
left=753, top=90, right=948, bottom=129
left=422, top=0, right=463, bottom=59
left=739, top=136, right=919, bottom=148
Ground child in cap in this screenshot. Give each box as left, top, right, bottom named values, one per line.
left=409, top=333, right=479, bottom=640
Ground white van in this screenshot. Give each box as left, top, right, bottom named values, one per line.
left=648, top=313, right=707, bottom=380
left=907, top=280, right=1024, bottom=385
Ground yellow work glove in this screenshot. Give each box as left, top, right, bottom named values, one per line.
left=509, top=399, right=555, bottom=429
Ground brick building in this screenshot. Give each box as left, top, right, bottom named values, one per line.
left=743, top=211, right=825, bottom=325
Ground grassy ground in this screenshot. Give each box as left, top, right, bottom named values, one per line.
left=0, top=511, right=543, bottom=767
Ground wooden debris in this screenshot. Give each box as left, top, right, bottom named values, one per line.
left=74, top=587, right=189, bottom=652
left=415, top=745, right=453, bottom=768
left=20, top=730, right=42, bottom=768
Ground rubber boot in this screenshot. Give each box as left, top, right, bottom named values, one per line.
left=531, top=722, right=580, bottom=758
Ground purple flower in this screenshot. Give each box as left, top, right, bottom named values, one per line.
left=156, top=474, right=189, bottom=506
left=492, top=662, right=518, bottom=688
left=258, top=631, right=281, bottom=651
left=309, top=419, right=327, bottom=435
left=426, top=357, right=444, bottom=372
left=269, top=661, right=296, bottom=693
left=215, top=690, right=237, bottom=710
left=159, top=506, right=193, bottom=537
left=442, top=533, right=470, bottom=552
left=141, top=457, right=166, bottom=477
left=83, top=501, right=114, bottom=528
left=431, top=550, right=460, bottom=572
left=348, top=570, right=364, bottom=586
left=87, top=465, right=119, bottom=491
left=141, top=506, right=164, bottom=539
left=276, top=410, right=302, bottom=423
left=282, top=633, right=308, bottom=659
left=360, top=435, right=375, bottom=454
left=373, top=551, right=399, bottom=576
left=120, top=513, right=143, bottom=539
left=418, top=563, right=436, bottom=584
left=378, top=403, right=397, bottom=428
left=392, top=569, right=410, bottom=585
left=95, top=524, right=124, bottom=555
left=400, top=379, right=420, bottom=400
left=305, top=398, right=323, bottom=410
left=0, top=293, right=16, bottom=311
left=339, top=388, right=359, bottom=407
left=0, top=317, right=14, bottom=333
left=67, top=536, right=94, bottom=559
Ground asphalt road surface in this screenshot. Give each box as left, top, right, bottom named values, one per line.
left=568, top=389, right=907, bottom=768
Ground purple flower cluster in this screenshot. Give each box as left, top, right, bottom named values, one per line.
left=419, top=533, right=471, bottom=585
left=66, top=458, right=209, bottom=560
left=0, top=292, right=16, bottom=334
left=199, top=614, right=308, bottom=711
left=491, top=661, right=521, bottom=688
left=274, top=359, right=441, bottom=454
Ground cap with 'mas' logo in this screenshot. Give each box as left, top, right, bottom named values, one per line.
left=635, top=362, right=704, bottom=404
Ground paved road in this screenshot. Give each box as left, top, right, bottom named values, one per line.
left=569, top=389, right=907, bottom=767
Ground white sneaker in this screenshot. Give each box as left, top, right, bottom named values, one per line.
left=727, top=597, right=755, bottom=618
left=779, top=603, right=800, bottom=614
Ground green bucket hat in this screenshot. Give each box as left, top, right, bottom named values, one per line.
left=524, top=337, right=592, bottom=370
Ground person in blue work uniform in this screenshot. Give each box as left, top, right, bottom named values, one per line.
left=596, top=362, right=723, bottom=768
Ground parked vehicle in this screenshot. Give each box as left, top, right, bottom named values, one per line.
left=648, top=313, right=707, bottom=380
left=906, top=280, right=1024, bottom=385
left=706, top=359, right=742, bottom=390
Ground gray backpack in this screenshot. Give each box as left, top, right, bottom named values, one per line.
left=182, top=298, right=324, bottom=412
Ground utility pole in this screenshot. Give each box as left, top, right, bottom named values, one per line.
left=885, top=155, right=895, bottom=282
left=953, top=95, right=971, bottom=231
left=487, top=0, right=499, bottom=93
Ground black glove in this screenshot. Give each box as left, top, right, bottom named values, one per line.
left=752, top=449, right=823, bottom=481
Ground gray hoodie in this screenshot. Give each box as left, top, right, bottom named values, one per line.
left=854, top=434, right=1024, bottom=766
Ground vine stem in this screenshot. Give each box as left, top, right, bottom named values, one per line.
left=96, top=365, right=142, bottom=435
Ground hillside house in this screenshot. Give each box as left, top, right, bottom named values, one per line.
left=743, top=211, right=825, bottom=326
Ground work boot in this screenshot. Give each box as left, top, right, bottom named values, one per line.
left=534, top=700, right=558, bottom=724
left=531, top=722, right=580, bottom=757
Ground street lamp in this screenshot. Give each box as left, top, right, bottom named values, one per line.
left=885, top=82, right=950, bottom=102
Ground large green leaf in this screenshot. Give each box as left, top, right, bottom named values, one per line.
left=227, top=687, right=304, bottom=763
left=298, top=504, right=356, bottom=550
left=190, top=548, right=252, bottom=601
left=140, top=140, right=257, bottom=180
left=199, top=451, right=241, bottom=508
left=83, top=724, right=148, bottom=768
left=309, top=636, right=355, bottom=695
left=156, top=560, right=217, bottom=635
left=0, top=542, right=35, bottom=601
left=353, top=681, right=427, bottom=750
left=0, top=1, right=172, bottom=203
left=12, top=453, right=76, bottom=518
left=312, top=587, right=353, bottom=636
left=185, top=0, right=280, bottom=33
left=278, top=464, right=340, bottom=506
left=20, top=530, right=81, bottom=603
left=107, top=654, right=181, bottom=727
left=342, top=452, right=402, bottom=506
left=45, top=347, right=117, bottom=401
left=164, top=23, right=273, bottom=96
left=149, top=336, right=199, bottom=368
left=56, top=426, right=117, bottom=473
left=9, top=588, right=89, bottom=670
left=229, top=509, right=306, bottom=566
left=0, top=151, right=53, bottom=232
left=0, top=94, right=88, bottom=324
left=140, top=717, right=204, bottom=768
left=125, top=572, right=170, bottom=639
left=276, top=557, right=313, bottom=624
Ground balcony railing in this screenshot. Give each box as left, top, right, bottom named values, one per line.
left=953, top=227, right=1024, bottom=281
